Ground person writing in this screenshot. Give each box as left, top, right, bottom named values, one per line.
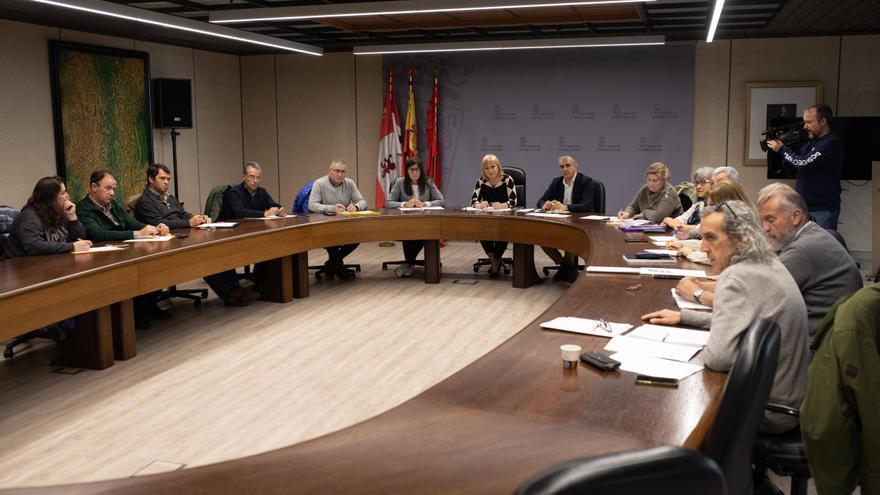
left=4, top=176, right=91, bottom=257
left=617, top=162, right=682, bottom=223
left=386, top=157, right=445, bottom=277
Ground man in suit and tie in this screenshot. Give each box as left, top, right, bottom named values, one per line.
left=536, top=155, right=597, bottom=283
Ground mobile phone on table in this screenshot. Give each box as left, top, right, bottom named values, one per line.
left=634, top=375, right=679, bottom=387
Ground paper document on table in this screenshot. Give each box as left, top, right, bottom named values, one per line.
left=585, top=266, right=641, bottom=274
left=609, top=352, right=704, bottom=380
left=644, top=248, right=676, bottom=255
left=242, top=215, right=297, bottom=220
left=640, top=267, right=707, bottom=278
left=604, top=335, right=701, bottom=362
left=581, top=215, right=610, bottom=220
left=463, top=207, right=512, bottom=212
left=517, top=208, right=535, bottom=213
left=527, top=212, right=571, bottom=218
left=649, top=235, right=675, bottom=243
left=540, top=317, right=632, bottom=338
left=198, top=222, right=237, bottom=228
left=72, top=245, right=124, bottom=253
left=627, top=324, right=710, bottom=347
left=400, top=206, right=444, bottom=211
left=124, top=235, right=175, bottom=242
left=671, top=288, right=713, bottom=310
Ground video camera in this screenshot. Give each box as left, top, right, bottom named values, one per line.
left=760, top=119, right=807, bottom=152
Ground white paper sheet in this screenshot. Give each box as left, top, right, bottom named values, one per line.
left=124, top=235, right=175, bottom=242
left=627, top=324, right=710, bottom=348
left=648, top=235, right=676, bottom=243
left=463, top=207, right=512, bottom=212
left=527, top=212, right=571, bottom=218
left=198, top=222, right=237, bottom=229
left=399, top=206, right=445, bottom=211
left=639, top=267, right=708, bottom=278
left=581, top=215, right=610, bottom=220
left=585, top=266, right=641, bottom=274
left=72, top=246, right=125, bottom=253
left=539, top=317, right=632, bottom=338
left=644, top=248, right=677, bottom=255
left=609, top=352, right=704, bottom=380
left=604, top=335, right=701, bottom=362
left=671, top=288, right=713, bottom=310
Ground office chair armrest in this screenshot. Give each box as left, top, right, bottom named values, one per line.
left=765, top=403, right=800, bottom=417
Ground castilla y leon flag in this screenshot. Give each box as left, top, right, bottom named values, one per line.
left=425, top=69, right=441, bottom=189
left=375, top=69, right=402, bottom=208
left=402, top=69, right=418, bottom=162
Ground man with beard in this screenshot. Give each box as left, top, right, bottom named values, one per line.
left=756, top=183, right=862, bottom=337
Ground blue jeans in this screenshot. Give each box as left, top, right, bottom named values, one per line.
left=810, top=210, right=839, bottom=230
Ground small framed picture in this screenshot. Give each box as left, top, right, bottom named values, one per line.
left=743, top=81, right=822, bottom=166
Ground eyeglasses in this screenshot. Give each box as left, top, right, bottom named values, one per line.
left=594, top=318, right=613, bottom=334
left=695, top=179, right=713, bottom=185
left=714, top=202, right=738, bottom=220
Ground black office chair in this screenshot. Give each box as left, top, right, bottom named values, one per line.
left=514, top=445, right=726, bottom=495
left=703, top=318, right=781, bottom=495
left=473, top=166, right=525, bottom=274
left=541, top=178, right=605, bottom=277
left=125, top=193, right=207, bottom=307
left=753, top=405, right=809, bottom=495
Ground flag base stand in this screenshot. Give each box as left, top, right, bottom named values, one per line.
left=379, top=241, right=395, bottom=247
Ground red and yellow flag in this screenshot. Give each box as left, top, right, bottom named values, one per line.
left=402, top=69, right=418, bottom=163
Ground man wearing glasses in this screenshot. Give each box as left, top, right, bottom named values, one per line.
left=309, top=159, right=367, bottom=280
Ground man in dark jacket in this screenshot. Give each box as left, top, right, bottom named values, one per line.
left=767, top=104, right=844, bottom=230
left=536, top=155, right=596, bottom=282
left=218, top=161, right=284, bottom=221
left=134, top=164, right=251, bottom=306
left=77, top=169, right=170, bottom=329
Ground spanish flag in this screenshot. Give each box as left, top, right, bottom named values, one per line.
left=402, top=69, right=418, bottom=162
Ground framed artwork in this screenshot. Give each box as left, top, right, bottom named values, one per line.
left=49, top=41, right=153, bottom=203
left=743, top=81, right=822, bottom=166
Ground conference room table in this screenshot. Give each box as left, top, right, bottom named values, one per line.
left=0, top=208, right=727, bottom=494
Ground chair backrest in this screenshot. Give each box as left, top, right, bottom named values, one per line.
left=514, top=445, right=726, bottom=495
left=505, top=166, right=526, bottom=207
left=704, top=318, right=781, bottom=495
left=204, top=184, right=231, bottom=222
left=591, top=178, right=606, bottom=214
left=124, top=193, right=141, bottom=216
left=0, top=205, right=19, bottom=259
left=292, top=181, right=315, bottom=214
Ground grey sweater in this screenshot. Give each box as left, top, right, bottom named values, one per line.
left=308, top=176, right=368, bottom=213
left=623, top=183, right=683, bottom=223
left=681, top=258, right=809, bottom=433
left=778, top=221, right=862, bottom=337
left=385, top=177, right=445, bottom=208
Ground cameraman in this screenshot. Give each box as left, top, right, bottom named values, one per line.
left=766, top=104, right=844, bottom=230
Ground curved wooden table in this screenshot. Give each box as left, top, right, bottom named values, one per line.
left=0, top=210, right=725, bottom=494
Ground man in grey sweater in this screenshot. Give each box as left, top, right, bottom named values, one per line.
left=642, top=201, right=809, bottom=434
left=308, top=159, right=368, bottom=280
left=757, top=183, right=862, bottom=337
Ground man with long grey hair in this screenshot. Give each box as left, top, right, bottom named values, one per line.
left=756, top=183, right=862, bottom=336
left=642, top=200, right=809, bottom=434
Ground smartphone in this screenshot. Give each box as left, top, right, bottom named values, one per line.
left=634, top=375, right=679, bottom=387
left=175, top=233, right=189, bottom=239
left=653, top=274, right=684, bottom=280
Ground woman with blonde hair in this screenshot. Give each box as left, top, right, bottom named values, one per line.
left=470, top=154, right=517, bottom=278
left=617, top=162, right=683, bottom=223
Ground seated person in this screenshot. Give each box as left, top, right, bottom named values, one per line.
left=4, top=176, right=91, bottom=257
left=535, top=155, right=596, bottom=283
left=617, top=162, right=682, bottom=223
left=218, top=161, right=284, bottom=220
left=470, top=153, right=517, bottom=278
left=77, top=170, right=170, bottom=329
left=134, top=164, right=252, bottom=306
left=711, top=166, right=740, bottom=184
left=756, top=183, right=862, bottom=337
left=308, top=159, right=368, bottom=280
left=661, top=166, right=713, bottom=239
left=642, top=200, right=809, bottom=434
left=385, top=157, right=445, bottom=278
left=670, top=180, right=755, bottom=306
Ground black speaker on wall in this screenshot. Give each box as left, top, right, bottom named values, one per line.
left=152, top=78, right=192, bottom=129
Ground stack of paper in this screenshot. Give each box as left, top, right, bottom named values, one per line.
left=198, top=222, right=237, bottom=229
left=124, top=235, right=175, bottom=242
left=581, top=215, right=610, bottom=220
left=603, top=323, right=708, bottom=380
left=527, top=212, right=571, bottom=218
left=540, top=317, right=632, bottom=338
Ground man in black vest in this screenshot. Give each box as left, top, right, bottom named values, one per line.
left=536, top=155, right=597, bottom=283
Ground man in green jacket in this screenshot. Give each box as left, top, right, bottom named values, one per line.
left=77, top=170, right=168, bottom=241
left=76, top=169, right=171, bottom=329
left=801, top=283, right=879, bottom=495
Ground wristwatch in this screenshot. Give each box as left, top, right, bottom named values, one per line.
left=693, top=288, right=704, bottom=304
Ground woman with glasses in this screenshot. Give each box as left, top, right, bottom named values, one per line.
left=617, top=162, right=682, bottom=223
left=661, top=166, right=714, bottom=238
left=386, top=157, right=445, bottom=277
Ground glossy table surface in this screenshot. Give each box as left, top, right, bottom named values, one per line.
left=1, top=209, right=725, bottom=494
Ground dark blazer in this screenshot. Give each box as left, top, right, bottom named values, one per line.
left=536, top=172, right=596, bottom=213
left=218, top=183, right=281, bottom=221
left=76, top=196, right=146, bottom=242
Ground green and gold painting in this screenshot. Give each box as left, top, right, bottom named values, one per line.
left=50, top=41, right=152, bottom=203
